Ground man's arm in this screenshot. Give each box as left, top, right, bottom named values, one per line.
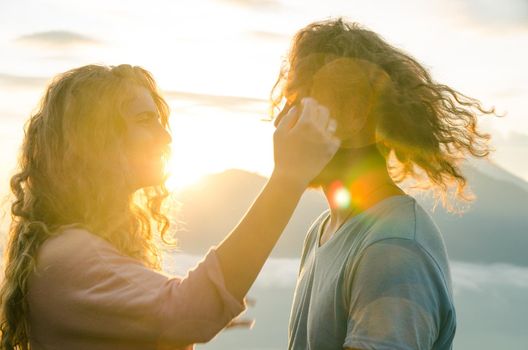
left=344, top=238, right=448, bottom=349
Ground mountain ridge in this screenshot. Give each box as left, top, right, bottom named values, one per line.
left=172, top=159, right=528, bottom=266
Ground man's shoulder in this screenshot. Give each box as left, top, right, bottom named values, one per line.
left=358, top=196, right=443, bottom=245
left=298, top=211, right=330, bottom=266
left=358, top=195, right=417, bottom=243
left=307, top=210, right=330, bottom=238
left=356, top=196, right=452, bottom=281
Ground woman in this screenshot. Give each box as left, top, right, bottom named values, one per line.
left=270, top=19, right=497, bottom=349
left=0, top=64, right=340, bottom=349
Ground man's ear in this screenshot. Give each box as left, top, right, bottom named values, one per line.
left=340, top=113, right=378, bottom=149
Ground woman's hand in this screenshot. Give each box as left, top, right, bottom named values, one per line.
left=225, top=297, right=256, bottom=330
left=272, top=97, right=340, bottom=189
left=215, top=98, right=339, bottom=305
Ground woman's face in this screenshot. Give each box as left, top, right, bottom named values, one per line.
left=121, top=85, right=172, bottom=190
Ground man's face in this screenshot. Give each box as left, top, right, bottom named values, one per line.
left=309, top=142, right=384, bottom=188
left=309, top=147, right=353, bottom=187
left=274, top=98, right=377, bottom=188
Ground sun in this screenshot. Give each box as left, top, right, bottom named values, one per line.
left=162, top=110, right=239, bottom=192
left=159, top=102, right=275, bottom=192
left=164, top=156, right=207, bottom=192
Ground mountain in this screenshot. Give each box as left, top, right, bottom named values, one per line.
left=422, top=160, right=528, bottom=266
left=171, top=160, right=528, bottom=266
left=170, top=169, right=327, bottom=258
left=466, top=157, right=528, bottom=192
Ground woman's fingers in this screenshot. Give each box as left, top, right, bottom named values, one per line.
left=225, top=317, right=256, bottom=330
left=274, top=102, right=293, bottom=128
left=225, top=296, right=256, bottom=330
left=327, top=118, right=337, bottom=134
left=276, top=98, right=333, bottom=134
left=294, top=99, right=338, bottom=150
left=275, top=105, right=299, bottom=132
left=292, top=98, right=317, bottom=131
left=293, top=98, right=333, bottom=135
left=272, top=96, right=340, bottom=186
left=314, top=104, right=330, bottom=131
left=244, top=296, right=257, bottom=307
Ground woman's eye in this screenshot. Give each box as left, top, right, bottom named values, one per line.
left=137, top=113, right=158, bottom=124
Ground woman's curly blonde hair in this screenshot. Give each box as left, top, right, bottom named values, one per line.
left=271, top=18, right=498, bottom=209
left=0, top=64, right=173, bottom=349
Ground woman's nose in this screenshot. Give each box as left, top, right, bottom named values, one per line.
left=157, top=123, right=172, bottom=146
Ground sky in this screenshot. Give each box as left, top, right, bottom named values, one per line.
left=0, top=2, right=527, bottom=348
left=164, top=252, right=528, bottom=349
left=0, top=0, right=527, bottom=195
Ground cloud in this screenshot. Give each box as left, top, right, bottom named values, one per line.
left=162, top=253, right=299, bottom=288
left=15, top=30, right=101, bottom=47
left=458, top=0, right=528, bottom=27
left=497, top=130, right=528, bottom=147
left=0, top=73, right=49, bottom=89
left=494, top=87, right=527, bottom=98
left=451, top=261, right=528, bottom=293
left=216, top=0, right=282, bottom=10
left=163, top=89, right=267, bottom=113
left=164, top=254, right=528, bottom=291
left=249, top=30, right=289, bottom=42
left=483, top=130, right=528, bottom=181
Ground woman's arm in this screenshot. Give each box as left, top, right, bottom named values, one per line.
left=26, top=99, right=338, bottom=348
left=216, top=98, right=340, bottom=301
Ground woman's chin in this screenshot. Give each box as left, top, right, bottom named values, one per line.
left=130, top=171, right=167, bottom=191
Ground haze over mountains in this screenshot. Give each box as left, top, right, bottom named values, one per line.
left=169, top=160, right=528, bottom=350
left=172, top=159, right=528, bottom=266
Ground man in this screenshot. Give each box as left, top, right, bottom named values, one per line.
left=271, top=18, right=494, bottom=349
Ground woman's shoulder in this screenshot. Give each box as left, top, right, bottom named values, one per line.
left=36, top=226, right=120, bottom=270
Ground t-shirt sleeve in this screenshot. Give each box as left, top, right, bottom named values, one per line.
left=343, top=238, right=448, bottom=350
left=33, top=231, right=246, bottom=347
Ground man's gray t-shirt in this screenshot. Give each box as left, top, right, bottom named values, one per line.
left=288, top=194, right=456, bottom=350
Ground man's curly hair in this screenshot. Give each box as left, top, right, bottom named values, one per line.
left=271, top=18, right=498, bottom=209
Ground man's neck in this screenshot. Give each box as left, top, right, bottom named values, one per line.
left=319, top=150, right=404, bottom=243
